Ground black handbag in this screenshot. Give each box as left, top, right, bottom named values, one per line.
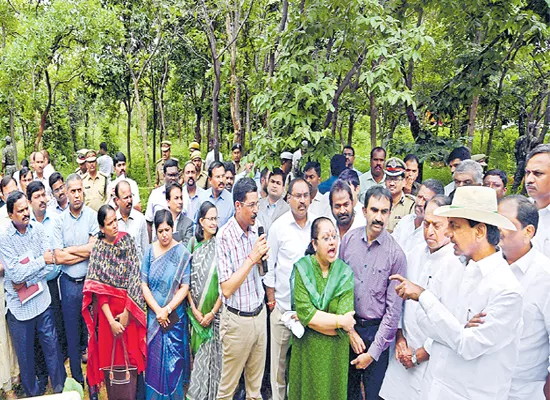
left=101, top=335, right=138, bottom=400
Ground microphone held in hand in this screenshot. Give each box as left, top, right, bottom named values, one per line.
left=258, top=226, right=268, bottom=273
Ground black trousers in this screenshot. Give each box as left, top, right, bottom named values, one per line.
left=7, top=307, right=66, bottom=397
left=347, top=321, right=389, bottom=400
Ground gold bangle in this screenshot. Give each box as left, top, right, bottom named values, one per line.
left=336, top=315, right=340, bottom=329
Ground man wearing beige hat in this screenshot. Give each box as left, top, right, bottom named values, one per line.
left=384, top=157, right=415, bottom=233
left=75, top=149, right=88, bottom=177
left=82, top=150, right=108, bottom=212
left=390, top=186, right=523, bottom=400
left=191, top=150, right=208, bottom=189
left=188, top=141, right=200, bottom=157
left=155, top=140, right=178, bottom=187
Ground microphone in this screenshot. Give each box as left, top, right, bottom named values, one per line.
left=258, top=226, right=268, bottom=273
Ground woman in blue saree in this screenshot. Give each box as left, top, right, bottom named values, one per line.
left=141, top=209, right=191, bottom=400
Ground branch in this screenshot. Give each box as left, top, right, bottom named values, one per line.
left=218, top=0, right=255, bottom=58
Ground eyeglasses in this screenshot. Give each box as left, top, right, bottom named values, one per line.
left=52, top=185, right=66, bottom=194
left=315, top=234, right=339, bottom=243
left=343, top=152, right=354, bottom=157
left=289, top=192, right=310, bottom=200
left=241, top=201, right=260, bottom=209
left=202, top=216, right=219, bottom=222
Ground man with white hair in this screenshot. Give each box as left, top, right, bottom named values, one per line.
left=390, top=186, right=523, bottom=399
left=452, top=159, right=483, bottom=189
left=380, top=195, right=463, bottom=399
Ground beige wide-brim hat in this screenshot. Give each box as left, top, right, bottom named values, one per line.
left=434, top=186, right=516, bottom=230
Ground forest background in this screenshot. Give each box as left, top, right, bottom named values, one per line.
left=0, top=0, right=549, bottom=205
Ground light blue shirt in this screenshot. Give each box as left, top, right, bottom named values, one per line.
left=48, top=201, right=68, bottom=216
left=53, top=206, right=99, bottom=278
left=198, top=188, right=235, bottom=227
left=183, top=185, right=204, bottom=223
left=31, top=210, right=60, bottom=281
left=0, top=222, right=54, bottom=321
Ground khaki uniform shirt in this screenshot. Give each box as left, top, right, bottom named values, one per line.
left=388, top=193, right=415, bottom=233
left=196, top=170, right=208, bottom=190
left=155, top=157, right=178, bottom=187
left=83, top=172, right=108, bottom=212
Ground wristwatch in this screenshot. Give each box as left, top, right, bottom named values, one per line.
left=411, top=349, right=420, bottom=365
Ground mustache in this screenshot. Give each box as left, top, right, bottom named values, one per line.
left=371, top=220, right=384, bottom=226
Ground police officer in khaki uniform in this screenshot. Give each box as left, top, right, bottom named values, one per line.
left=384, top=157, right=415, bottom=233
left=75, top=149, right=89, bottom=177
left=82, top=150, right=109, bottom=211
left=155, top=140, right=178, bottom=187
left=188, top=141, right=200, bottom=158
left=191, top=150, right=208, bottom=189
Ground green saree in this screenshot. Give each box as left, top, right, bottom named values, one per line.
left=288, top=255, right=355, bottom=400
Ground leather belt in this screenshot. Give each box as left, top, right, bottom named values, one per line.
left=226, top=304, right=263, bottom=317
left=355, top=317, right=382, bottom=327
left=61, top=272, right=86, bottom=284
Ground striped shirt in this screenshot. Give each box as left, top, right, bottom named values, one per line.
left=216, top=216, right=264, bottom=312
left=0, top=222, right=54, bottom=321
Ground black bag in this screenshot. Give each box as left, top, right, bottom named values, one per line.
left=101, top=335, right=138, bottom=400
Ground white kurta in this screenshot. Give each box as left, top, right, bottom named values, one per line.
left=533, top=204, right=550, bottom=258
left=508, top=248, right=550, bottom=400
left=379, top=243, right=463, bottom=400
left=391, top=214, right=425, bottom=254
left=418, top=251, right=523, bottom=399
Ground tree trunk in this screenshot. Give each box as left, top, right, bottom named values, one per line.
left=124, top=99, right=132, bottom=165
left=347, top=112, right=355, bottom=145
left=466, top=95, right=479, bottom=151
left=35, top=69, right=52, bottom=151
left=540, top=94, right=550, bottom=142
left=159, top=56, right=169, bottom=142
left=150, top=65, right=157, bottom=165
left=369, top=92, right=377, bottom=149
left=226, top=5, right=243, bottom=145
left=132, top=75, right=152, bottom=187
left=9, top=97, right=17, bottom=163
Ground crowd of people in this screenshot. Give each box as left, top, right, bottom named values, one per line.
left=0, top=137, right=549, bottom=400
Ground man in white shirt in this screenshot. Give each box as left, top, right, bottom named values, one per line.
left=114, top=180, right=148, bottom=259
left=343, top=145, right=362, bottom=175
left=443, top=146, right=471, bottom=196
left=0, top=177, right=18, bottom=231
left=525, top=144, right=550, bottom=257
left=303, top=161, right=331, bottom=218
left=392, top=179, right=444, bottom=253
left=48, top=173, right=69, bottom=215
left=204, top=139, right=224, bottom=172
left=145, top=159, right=182, bottom=241
left=380, top=195, right=463, bottom=400
left=498, top=195, right=550, bottom=400
left=257, top=168, right=289, bottom=234
left=32, top=151, right=52, bottom=200
left=107, top=152, right=141, bottom=211
left=41, top=150, right=55, bottom=181
left=265, top=178, right=314, bottom=400
left=390, top=186, right=523, bottom=400
left=96, top=142, right=114, bottom=177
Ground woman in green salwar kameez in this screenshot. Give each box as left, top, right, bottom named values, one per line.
left=288, top=217, right=356, bottom=400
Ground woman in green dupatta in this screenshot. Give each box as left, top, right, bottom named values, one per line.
left=186, top=201, right=223, bottom=400
left=288, top=217, right=356, bottom=400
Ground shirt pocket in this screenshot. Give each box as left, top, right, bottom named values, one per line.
left=369, top=265, right=390, bottom=302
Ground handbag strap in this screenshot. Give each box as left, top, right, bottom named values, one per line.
left=110, top=334, right=130, bottom=370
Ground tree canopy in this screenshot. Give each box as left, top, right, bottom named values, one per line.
left=0, top=0, right=549, bottom=189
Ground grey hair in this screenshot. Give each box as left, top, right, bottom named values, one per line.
left=421, top=178, right=444, bottom=196
left=65, top=173, right=82, bottom=188
left=454, top=160, right=483, bottom=184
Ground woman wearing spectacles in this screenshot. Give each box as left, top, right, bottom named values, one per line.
left=187, top=201, right=223, bottom=400
left=288, top=217, right=356, bottom=399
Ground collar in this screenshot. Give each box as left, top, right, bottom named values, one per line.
left=426, top=242, right=456, bottom=261
left=468, top=250, right=503, bottom=277
left=30, top=209, right=51, bottom=223
left=313, top=191, right=324, bottom=202
left=289, top=211, right=314, bottom=230
left=116, top=208, right=136, bottom=221
left=184, top=184, right=199, bottom=198
left=8, top=220, right=33, bottom=237
left=229, top=216, right=257, bottom=237
left=510, top=246, right=537, bottom=275
left=267, top=197, right=283, bottom=208
left=209, top=188, right=226, bottom=200
left=361, top=226, right=387, bottom=246
left=69, top=206, right=85, bottom=220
